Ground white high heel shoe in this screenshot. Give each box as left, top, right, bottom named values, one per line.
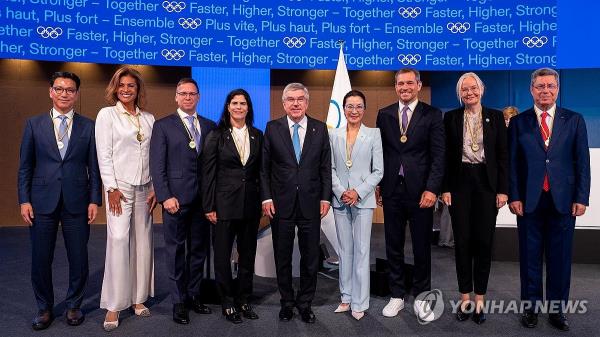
left=103, top=312, right=120, bottom=331
left=133, top=305, right=151, bottom=317
left=334, top=303, right=350, bottom=313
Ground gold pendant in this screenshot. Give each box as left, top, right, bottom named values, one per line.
left=346, top=159, right=353, bottom=168
left=471, top=143, right=480, bottom=152
left=400, top=135, right=408, bottom=143
left=136, top=133, right=143, bottom=142
left=544, top=139, right=550, bottom=147
left=189, top=140, right=196, bottom=149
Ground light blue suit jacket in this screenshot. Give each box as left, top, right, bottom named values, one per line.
left=329, top=125, right=383, bottom=209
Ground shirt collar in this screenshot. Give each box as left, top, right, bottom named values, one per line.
left=399, top=99, right=419, bottom=113
left=52, top=108, right=74, bottom=119
left=231, top=124, right=248, bottom=132
left=534, top=104, right=556, bottom=118
left=177, top=108, right=197, bottom=120
left=116, top=101, right=140, bottom=116
left=287, top=115, right=307, bottom=129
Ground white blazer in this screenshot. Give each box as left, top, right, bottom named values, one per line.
left=329, top=124, right=383, bottom=209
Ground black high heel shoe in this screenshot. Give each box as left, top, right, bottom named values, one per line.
left=456, top=301, right=471, bottom=322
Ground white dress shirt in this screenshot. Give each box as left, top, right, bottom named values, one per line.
left=51, top=108, right=74, bottom=142
left=95, top=102, right=154, bottom=191
left=534, top=104, right=556, bottom=133
left=287, top=115, right=307, bottom=149
left=230, top=125, right=250, bottom=165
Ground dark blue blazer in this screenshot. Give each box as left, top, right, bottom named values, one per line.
left=260, top=115, right=332, bottom=220
left=508, top=107, right=590, bottom=214
left=376, top=101, right=445, bottom=199
left=150, top=112, right=216, bottom=206
left=18, top=112, right=102, bottom=214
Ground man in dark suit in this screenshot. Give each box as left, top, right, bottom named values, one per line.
left=375, top=68, right=445, bottom=321
left=260, top=83, right=332, bottom=323
left=18, top=71, right=102, bottom=330
left=150, top=78, right=216, bottom=324
left=509, top=68, right=590, bottom=331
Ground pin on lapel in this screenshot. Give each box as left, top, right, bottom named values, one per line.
left=485, top=118, right=490, bottom=123
left=312, top=128, right=316, bottom=132
left=251, top=136, right=255, bottom=139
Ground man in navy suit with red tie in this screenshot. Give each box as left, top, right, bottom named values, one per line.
left=509, top=68, right=590, bottom=331
left=18, top=72, right=102, bottom=330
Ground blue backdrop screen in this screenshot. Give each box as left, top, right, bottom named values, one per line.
left=2, top=0, right=592, bottom=70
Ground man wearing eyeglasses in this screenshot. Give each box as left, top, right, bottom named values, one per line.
left=260, top=83, right=332, bottom=323
left=375, top=68, right=445, bottom=322
left=150, top=78, right=216, bottom=324
left=508, top=68, right=590, bottom=331
left=18, top=72, right=102, bottom=330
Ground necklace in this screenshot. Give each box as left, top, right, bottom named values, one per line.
left=123, top=109, right=143, bottom=142
left=50, top=110, right=72, bottom=149
left=464, top=109, right=482, bottom=152
left=230, top=126, right=249, bottom=164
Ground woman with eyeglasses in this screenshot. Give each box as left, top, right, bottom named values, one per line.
left=201, top=89, right=263, bottom=324
left=329, top=90, right=383, bottom=320
left=441, top=72, right=508, bottom=324
left=95, top=66, right=156, bottom=331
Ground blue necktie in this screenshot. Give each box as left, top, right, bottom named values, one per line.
left=185, top=115, right=201, bottom=154
left=292, top=123, right=301, bottom=163
left=58, top=115, right=69, bottom=159
left=399, top=105, right=409, bottom=176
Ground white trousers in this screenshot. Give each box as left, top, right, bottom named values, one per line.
left=100, top=181, right=154, bottom=311
left=334, top=206, right=373, bottom=312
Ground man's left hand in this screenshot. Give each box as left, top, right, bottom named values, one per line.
left=320, top=201, right=330, bottom=219
left=88, top=203, right=98, bottom=224
left=572, top=203, right=587, bottom=216
left=419, top=191, right=437, bottom=208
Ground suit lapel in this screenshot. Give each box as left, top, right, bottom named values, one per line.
left=548, top=108, right=565, bottom=151
left=525, top=109, right=546, bottom=151
left=172, top=113, right=196, bottom=154
left=276, top=117, right=297, bottom=163
left=300, top=118, right=315, bottom=164
left=63, top=113, right=83, bottom=160
left=350, top=124, right=366, bottom=165
left=481, top=108, right=493, bottom=154
left=246, top=127, right=259, bottom=166
left=455, top=109, right=464, bottom=154
left=43, top=113, right=62, bottom=160
left=407, top=102, right=424, bottom=139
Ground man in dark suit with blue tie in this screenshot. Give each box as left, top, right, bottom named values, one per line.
left=375, top=68, right=445, bottom=321
left=260, top=83, right=332, bottom=323
left=18, top=72, right=102, bottom=330
left=509, top=68, right=590, bottom=331
left=150, top=78, right=216, bottom=324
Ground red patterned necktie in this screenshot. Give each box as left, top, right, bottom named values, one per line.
left=540, top=111, right=550, bottom=191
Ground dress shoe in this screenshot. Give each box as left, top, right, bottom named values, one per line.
left=173, top=303, right=190, bottom=324
left=334, top=303, right=350, bottom=313
left=32, top=310, right=53, bottom=330
left=299, top=308, right=316, bottom=324
left=521, top=310, right=538, bottom=328
left=223, top=308, right=243, bottom=324
left=472, top=310, right=486, bottom=325
left=549, top=313, right=570, bottom=331
left=279, top=307, right=294, bottom=321
left=351, top=311, right=365, bottom=321
left=239, top=304, right=259, bottom=320
left=188, top=297, right=212, bottom=314
left=65, top=308, right=85, bottom=326
left=456, top=302, right=471, bottom=321
left=103, top=311, right=120, bottom=332
left=382, top=298, right=404, bottom=317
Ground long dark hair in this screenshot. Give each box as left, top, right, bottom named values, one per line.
left=217, top=88, right=254, bottom=129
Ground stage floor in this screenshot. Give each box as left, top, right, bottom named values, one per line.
left=0, top=224, right=598, bottom=337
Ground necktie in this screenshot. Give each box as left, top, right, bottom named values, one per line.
left=186, top=115, right=201, bottom=154
left=399, top=106, right=409, bottom=176
left=292, top=123, right=301, bottom=163
left=58, top=115, right=69, bottom=159
left=540, top=111, right=550, bottom=191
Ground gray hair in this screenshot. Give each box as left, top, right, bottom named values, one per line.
left=531, top=68, right=559, bottom=86
left=456, top=72, right=485, bottom=105
left=394, top=68, right=421, bottom=84
left=282, top=82, right=309, bottom=102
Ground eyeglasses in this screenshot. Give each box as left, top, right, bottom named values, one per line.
left=284, top=97, right=307, bottom=104
left=532, top=84, right=558, bottom=91
left=461, top=86, right=480, bottom=94
left=176, top=92, right=199, bottom=98
left=52, top=87, right=77, bottom=95
left=344, top=105, right=365, bottom=112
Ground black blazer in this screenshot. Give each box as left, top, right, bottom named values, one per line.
left=260, top=115, right=332, bottom=220
left=442, top=106, right=508, bottom=194
left=376, top=101, right=445, bottom=199
left=150, top=113, right=216, bottom=206
left=201, top=126, right=263, bottom=220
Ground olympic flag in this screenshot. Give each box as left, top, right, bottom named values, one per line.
left=321, top=44, right=352, bottom=258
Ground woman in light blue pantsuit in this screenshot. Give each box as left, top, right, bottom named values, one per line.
left=330, top=90, right=383, bottom=320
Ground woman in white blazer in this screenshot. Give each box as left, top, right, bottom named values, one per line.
left=330, top=90, right=383, bottom=320
left=96, top=66, right=156, bottom=331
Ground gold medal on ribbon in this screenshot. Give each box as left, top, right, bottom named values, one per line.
left=136, top=133, right=143, bottom=142
left=400, top=135, right=408, bottom=143
left=189, top=140, right=196, bottom=149
left=471, top=143, right=480, bottom=152
left=57, top=141, right=64, bottom=149
left=345, top=159, right=353, bottom=168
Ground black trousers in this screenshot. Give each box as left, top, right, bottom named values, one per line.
left=449, top=163, right=497, bottom=295
left=213, top=217, right=259, bottom=310
left=30, top=197, right=89, bottom=311
left=162, top=199, right=210, bottom=304
left=271, top=197, right=320, bottom=310
left=383, top=178, right=433, bottom=298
